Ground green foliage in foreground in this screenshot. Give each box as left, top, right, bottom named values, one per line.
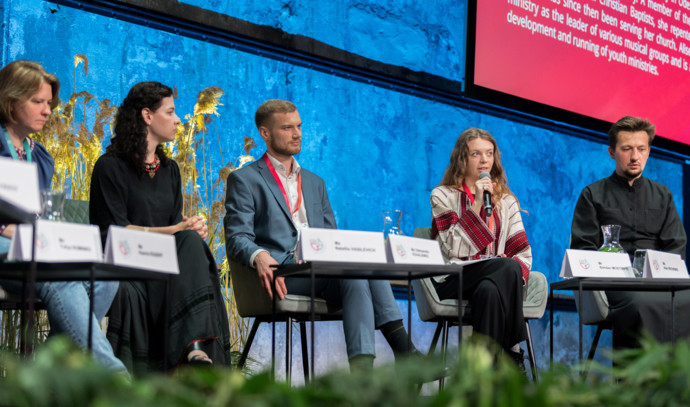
left=1, top=337, right=689, bottom=407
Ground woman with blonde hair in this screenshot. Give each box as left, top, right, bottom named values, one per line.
left=0, top=60, right=126, bottom=373
left=430, top=127, right=532, bottom=365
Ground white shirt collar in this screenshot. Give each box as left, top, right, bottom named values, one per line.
left=266, top=152, right=301, bottom=177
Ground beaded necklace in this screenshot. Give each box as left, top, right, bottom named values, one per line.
left=144, top=156, right=160, bottom=179
left=1, top=124, right=32, bottom=162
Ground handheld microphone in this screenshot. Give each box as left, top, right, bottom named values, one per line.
left=479, top=171, right=492, bottom=217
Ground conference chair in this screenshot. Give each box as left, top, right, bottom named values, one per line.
left=567, top=234, right=612, bottom=371
left=572, top=289, right=611, bottom=373
left=229, top=259, right=342, bottom=383
left=411, top=227, right=548, bottom=383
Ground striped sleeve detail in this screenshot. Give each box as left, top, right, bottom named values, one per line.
left=431, top=210, right=459, bottom=238
left=505, top=231, right=530, bottom=259
left=505, top=229, right=531, bottom=282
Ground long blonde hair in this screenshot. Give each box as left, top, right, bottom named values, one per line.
left=439, top=127, right=517, bottom=209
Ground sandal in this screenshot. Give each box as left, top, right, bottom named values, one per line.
left=187, top=342, right=213, bottom=365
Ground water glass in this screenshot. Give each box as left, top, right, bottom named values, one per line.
left=40, top=189, right=66, bottom=222
left=382, top=209, right=404, bottom=238
left=632, top=249, right=647, bottom=278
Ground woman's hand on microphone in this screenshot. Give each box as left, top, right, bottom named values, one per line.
left=472, top=178, right=495, bottom=215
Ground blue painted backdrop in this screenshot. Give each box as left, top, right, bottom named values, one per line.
left=1, top=0, right=685, bottom=378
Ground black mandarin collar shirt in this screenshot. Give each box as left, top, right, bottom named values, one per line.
left=570, top=172, right=686, bottom=259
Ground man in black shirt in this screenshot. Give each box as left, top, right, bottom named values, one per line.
left=570, top=116, right=688, bottom=348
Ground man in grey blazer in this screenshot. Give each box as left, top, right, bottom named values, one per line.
left=224, top=99, right=416, bottom=370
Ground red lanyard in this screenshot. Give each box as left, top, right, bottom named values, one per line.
left=461, top=182, right=475, bottom=204
left=264, top=153, right=302, bottom=216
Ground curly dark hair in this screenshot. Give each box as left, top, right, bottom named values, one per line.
left=107, top=81, right=174, bottom=175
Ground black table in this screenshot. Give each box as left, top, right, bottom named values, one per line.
left=549, top=277, right=690, bottom=366
left=0, top=261, right=171, bottom=364
left=274, top=261, right=465, bottom=378
left=0, top=261, right=175, bottom=281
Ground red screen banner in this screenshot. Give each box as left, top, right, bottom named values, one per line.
left=473, top=0, right=690, bottom=146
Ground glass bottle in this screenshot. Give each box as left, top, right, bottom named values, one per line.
left=598, top=224, right=625, bottom=253
left=382, top=209, right=404, bottom=238
left=40, top=189, right=66, bottom=222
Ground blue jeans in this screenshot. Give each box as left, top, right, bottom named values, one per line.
left=0, top=236, right=10, bottom=254
left=37, top=281, right=127, bottom=373
left=285, top=278, right=402, bottom=358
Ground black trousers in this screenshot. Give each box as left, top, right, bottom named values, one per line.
left=434, top=257, right=527, bottom=350
left=606, top=290, right=690, bottom=348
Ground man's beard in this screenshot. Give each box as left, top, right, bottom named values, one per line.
left=622, top=168, right=642, bottom=179
left=270, top=139, right=300, bottom=157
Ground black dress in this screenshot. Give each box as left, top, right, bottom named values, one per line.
left=90, top=153, right=231, bottom=374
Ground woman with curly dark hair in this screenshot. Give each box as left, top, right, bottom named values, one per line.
left=89, top=81, right=231, bottom=374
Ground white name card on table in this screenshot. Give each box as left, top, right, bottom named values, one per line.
left=295, top=227, right=387, bottom=263
left=7, top=219, right=102, bottom=262
left=0, top=157, right=40, bottom=213
left=560, top=249, right=632, bottom=278
left=643, top=250, right=689, bottom=279
left=104, top=225, right=179, bottom=274
left=386, top=234, right=444, bottom=265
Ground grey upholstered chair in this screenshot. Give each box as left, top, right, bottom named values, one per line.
left=568, top=235, right=612, bottom=366
left=230, top=259, right=342, bottom=383
left=572, top=289, right=611, bottom=369
left=411, top=226, right=548, bottom=382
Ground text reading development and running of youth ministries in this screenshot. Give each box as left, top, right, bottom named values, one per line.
left=506, top=0, right=690, bottom=74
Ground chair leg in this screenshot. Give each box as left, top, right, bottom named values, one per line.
left=525, top=320, right=538, bottom=382
left=428, top=322, right=443, bottom=355
left=286, top=317, right=293, bottom=385
left=238, top=318, right=260, bottom=369
left=299, top=321, right=310, bottom=383
left=416, top=322, right=444, bottom=394
left=587, top=325, right=604, bottom=361
left=439, top=320, right=450, bottom=391
left=584, top=325, right=604, bottom=377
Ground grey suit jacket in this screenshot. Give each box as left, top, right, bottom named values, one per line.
left=224, top=156, right=336, bottom=266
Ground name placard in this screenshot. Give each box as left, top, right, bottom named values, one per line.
left=560, top=249, right=633, bottom=278
left=104, top=225, right=179, bottom=274
left=295, top=227, right=387, bottom=263
left=7, top=219, right=102, bottom=262
left=386, top=234, right=444, bottom=265
left=643, top=250, right=689, bottom=279
left=0, top=157, right=40, bottom=214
